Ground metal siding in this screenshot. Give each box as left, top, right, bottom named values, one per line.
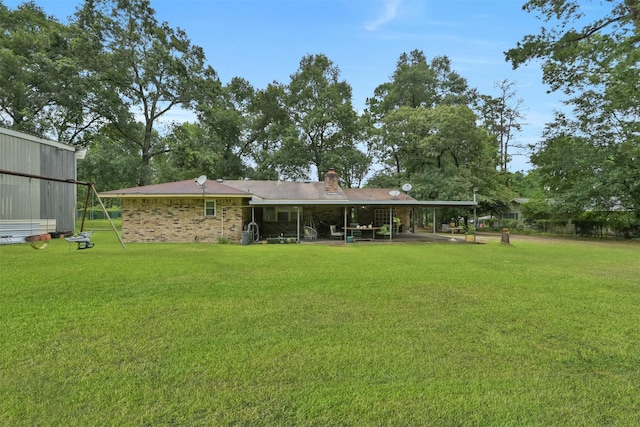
left=0, top=128, right=75, bottom=232
left=40, top=143, right=75, bottom=232
left=0, top=132, right=40, bottom=220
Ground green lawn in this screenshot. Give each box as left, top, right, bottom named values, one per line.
left=1, top=233, right=639, bottom=425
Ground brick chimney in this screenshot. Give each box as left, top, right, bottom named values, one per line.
left=324, top=168, right=339, bottom=193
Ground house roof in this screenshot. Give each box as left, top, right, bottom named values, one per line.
left=222, top=180, right=348, bottom=201
left=99, top=179, right=250, bottom=198
left=99, top=178, right=478, bottom=208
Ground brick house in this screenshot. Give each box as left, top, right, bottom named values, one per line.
left=100, top=169, right=477, bottom=243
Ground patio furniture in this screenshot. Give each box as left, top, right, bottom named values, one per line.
left=329, top=225, right=344, bottom=239
left=349, top=223, right=362, bottom=238
left=304, top=226, right=318, bottom=240
left=377, top=224, right=390, bottom=237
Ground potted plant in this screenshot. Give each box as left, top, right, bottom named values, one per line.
left=393, top=217, right=401, bottom=233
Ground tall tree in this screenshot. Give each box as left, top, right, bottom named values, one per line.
left=476, top=80, right=526, bottom=173
left=192, top=77, right=255, bottom=180
left=506, top=0, right=639, bottom=221
left=75, top=0, right=218, bottom=186
left=366, top=50, right=476, bottom=178
left=250, top=54, right=368, bottom=182
left=367, top=50, right=474, bottom=118
left=0, top=2, right=99, bottom=144
left=373, top=105, right=502, bottom=201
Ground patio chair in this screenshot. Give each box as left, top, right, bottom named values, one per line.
left=377, top=224, right=390, bottom=237
left=329, top=225, right=344, bottom=239
left=304, top=226, right=318, bottom=241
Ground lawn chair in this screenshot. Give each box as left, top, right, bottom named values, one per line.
left=329, top=225, right=344, bottom=239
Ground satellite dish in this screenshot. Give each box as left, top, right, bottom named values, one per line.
left=389, top=190, right=400, bottom=198
left=196, top=175, right=207, bottom=186
left=402, top=183, right=412, bottom=192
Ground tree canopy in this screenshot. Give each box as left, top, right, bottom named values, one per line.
left=506, top=0, right=639, bottom=227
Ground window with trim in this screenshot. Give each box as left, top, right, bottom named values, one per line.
left=263, top=207, right=298, bottom=222
left=205, top=200, right=216, bottom=217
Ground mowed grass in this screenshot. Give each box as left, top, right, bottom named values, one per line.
left=1, top=233, right=639, bottom=426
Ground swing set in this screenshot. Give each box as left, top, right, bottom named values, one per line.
left=0, top=168, right=125, bottom=250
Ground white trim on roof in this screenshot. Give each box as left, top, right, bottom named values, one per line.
left=0, top=126, right=76, bottom=152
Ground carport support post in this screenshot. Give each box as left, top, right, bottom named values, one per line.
left=433, top=208, right=437, bottom=242
left=343, top=206, right=348, bottom=243
left=389, top=206, right=393, bottom=241
left=473, top=188, right=477, bottom=243
left=296, top=207, right=300, bottom=242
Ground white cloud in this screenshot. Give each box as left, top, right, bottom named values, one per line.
left=364, top=0, right=402, bottom=31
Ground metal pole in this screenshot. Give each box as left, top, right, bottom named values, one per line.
left=79, top=185, right=91, bottom=232
left=0, top=168, right=93, bottom=186
left=343, top=207, right=347, bottom=242
left=433, top=208, right=437, bottom=242
left=91, top=184, right=125, bottom=249
left=473, top=188, right=477, bottom=243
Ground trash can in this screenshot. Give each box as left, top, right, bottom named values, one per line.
left=241, top=230, right=251, bottom=245
left=346, top=236, right=355, bottom=243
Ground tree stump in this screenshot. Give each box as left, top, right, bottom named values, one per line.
left=501, top=228, right=510, bottom=245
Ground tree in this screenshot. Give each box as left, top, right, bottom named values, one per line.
left=476, top=80, right=526, bottom=173
left=505, top=0, right=639, bottom=224
left=250, top=54, right=368, bottom=182
left=78, top=128, right=142, bottom=191
left=75, top=0, right=218, bottom=186
left=366, top=50, right=477, bottom=179
left=0, top=2, right=99, bottom=144
left=367, top=50, right=474, bottom=117
left=192, top=77, right=256, bottom=180
left=376, top=105, right=500, bottom=201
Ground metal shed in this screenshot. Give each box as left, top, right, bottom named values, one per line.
left=0, top=127, right=79, bottom=242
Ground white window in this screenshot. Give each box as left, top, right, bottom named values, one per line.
left=204, top=200, right=216, bottom=217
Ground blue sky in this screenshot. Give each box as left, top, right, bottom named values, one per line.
left=6, top=0, right=578, bottom=172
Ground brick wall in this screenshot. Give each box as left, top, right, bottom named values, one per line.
left=121, top=197, right=248, bottom=243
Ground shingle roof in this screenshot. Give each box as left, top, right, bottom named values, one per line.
left=100, top=179, right=250, bottom=197
left=222, top=180, right=349, bottom=201
left=343, top=187, right=415, bottom=202
left=99, top=179, right=477, bottom=208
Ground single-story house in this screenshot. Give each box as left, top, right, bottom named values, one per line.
left=100, top=169, right=477, bottom=243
